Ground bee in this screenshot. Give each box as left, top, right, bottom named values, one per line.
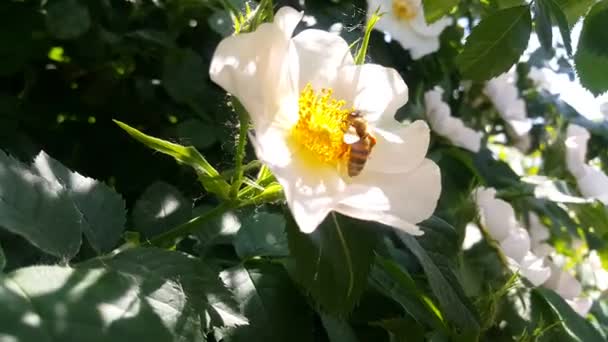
left=343, top=111, right=377, bottom=177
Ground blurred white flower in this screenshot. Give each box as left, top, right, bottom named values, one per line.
left=424, top=86, right=482, bottom=152
left=367, top=0, right=452, bottom=59
left=528, top=212, right=554, bottom=258
left=210, top=7, right=441, bottom=234
left=565, top=124, right=608, bottom=204
left=543, top=263, right=591, bottom=316
left=484, top=72, right=532, bottom=138
left=565, top=124, right=590, bottom=178
left=463, top=222, right=482, bottom=250
left=474, top=187, right=551, bottom=286
left=582, top=251, right=608, bottom=291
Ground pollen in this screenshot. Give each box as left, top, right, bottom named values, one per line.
left=392, top=0, right=418, bottom=21
left=291, top=83, right=351, bottom=164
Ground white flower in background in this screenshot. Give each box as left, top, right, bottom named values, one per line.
left=528, top=213, right=554, bottom=258
left=565, top=124, right=608, bottom=204
left=210, top=7, right=441, bottom=234
left=544, top=263, right=592, bottom=317
left=483, top=72, right=532, bottom=139
left=582, top=251, right=608, bottom=292
left=424, top=86, right=482, bottom=152
left=565, top=124, right=590, bottom=178
left=367, top=0, right=453, bottom=59
left=474, top=187, right=551, bottom=286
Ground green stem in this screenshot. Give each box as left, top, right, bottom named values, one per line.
left=145, top=202, right=233, bottom=247
left=230, top=98, right=250, bottom=199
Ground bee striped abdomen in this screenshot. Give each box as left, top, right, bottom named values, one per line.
left=347, top=139, right=372, bottom=177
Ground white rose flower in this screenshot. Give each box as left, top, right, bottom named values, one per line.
left=543, top=262, right=592, bottom=316
left=367, top=0, right=452, bottom=59
left=565, top=124, right=590, bottom=178
left=483, top=72, right=532, bottom=138
left=424, top=86, right=482, bottom=153
left=528, top=212, right=554, bottom=258
left=565, top=124, right=608, bottom=204
left=210, top=7, right=441, bottom=234
left=566, top=297, right=593, bottom=317
left=474, top=187, right=551, bottom=285
left=518, top=252, right=551, bottom=286
left=474, top=187, right=518, bottom=241
left=583, top=251, right=608, bottom=291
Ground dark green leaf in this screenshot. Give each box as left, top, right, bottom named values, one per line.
left=0, top=249, right=245, bottom=342
left=546, top=0, right=573, bottom=55
left=31, top=151, right=126, bottom=253
left=220, top=261, right=314, bottom=342
left=132, top=181, right=192, bottom=238
left=194, top=205, right=241, bottom=255
left=0, top=242, right=5, bottom=272
left=320, top=312, right=360, bottom=342
left=534, top=0, right=553, bottom=52
left=422, top=0, right=458, bottom=24
left=0, top=149, right=81, bottom=257
left=398, top=233, right=480, bottom=335
left=45, top=0, right=91, bottom=39
left=575, top=1, right=608, bottom=96
left=372, top=317, right=426, bottom=342
left=456, top=5, right=532, bottom=80
left=286, top=213, right=378, bottom=314
left=234, top=211, right=288, bottom=259
left=370, top=255, right=446, bottom=330
left=534, top=288, right=604, bottom=341
left=176, top=119, right=218, bottom=150
left=163, top=49, right=208, bottom=104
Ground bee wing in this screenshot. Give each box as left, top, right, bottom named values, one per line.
left=343, top=126, right=361, bottom=144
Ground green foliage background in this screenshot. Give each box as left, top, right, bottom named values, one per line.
left=1, top=0, right=608, bottom=341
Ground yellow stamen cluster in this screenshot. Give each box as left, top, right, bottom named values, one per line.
left=392, top=0, right=418, bottom=21
left=291, top=83, right=351, bottom=164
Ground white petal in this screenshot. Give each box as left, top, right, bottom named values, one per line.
left=566, top=297, right=593, bottom=317
left=209, top=7, right=302, bottom=130
left=332, top=64, right=408, bottom=124
left=565, top=124, right=590, bottom=176
left=339, top=158, right=441, bottom=226
left=424, top=87, right=482, bottom=153
left=544, top=264, right=582, bottom=300
left=365, top=120, right=430, bottom=174
left=528, top=212, right=550, bottom=243
left=291, top=29, right=354, bottom=91
left=532, top=243, right=554, bottom=258
left=474, top=188, right=518, bottom=241
left=577, top=165, right=608, bottom=205
left=518, top=253, right=551, bottom=286
left=334, top=204, right=424, bottom=235
left=500, top=228, right=531, bottom=263
left=409, top=12, right=453, bottom=38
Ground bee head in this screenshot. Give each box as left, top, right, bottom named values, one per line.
left=348, top=110, right=363, bottom=119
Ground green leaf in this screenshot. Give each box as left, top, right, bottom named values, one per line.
left=534, top=0, right=553, bottom=52
left=234, top=211, right=289, bottom=259
left=456, top=5, right=532, bottom=81
left=45, top=0, right=91, bottom=40
left=162, top=49, right=208, bottom=104
left=575, top=1, right=608, bottom=96
left=398, top=232, right=480, bottom=335
left=0, top=149, right=82, bottom=257
left=0, top=242, right=5, bottom=272
left=556, top=0, right=596, bottom=26
left=320, top=312, right=360, bottom=342
left=370, top=255, right=446, bottom=330
left=534, top=288, right=604, bottom=341
left=372, top=317, right=426, bottom=342
left=31, top=151, right=126, bottom=253
left=422, top=0, right=458, bottom=24
left=176, top=119, right=218, bottom=150
left=219, top=261, right=315, bottom=342
left=286, top=213, right=378, bottom=314
left=546, top=0, right=573, bottom=55
left=194, top=205, right=241, bottom=255
left=113, top=120, right=230, bottom=198
left=132, top=181, right=192, bottom=238
left=0, top=249, right=245, bottom=342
